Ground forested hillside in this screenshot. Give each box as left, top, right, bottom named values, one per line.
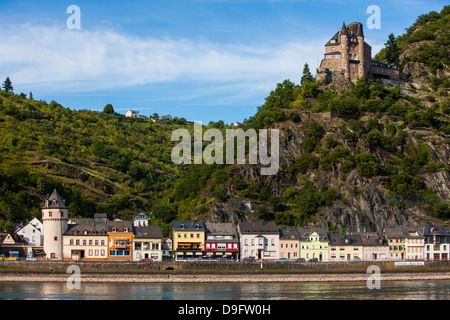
left=0, top=5, right=448, bottom=236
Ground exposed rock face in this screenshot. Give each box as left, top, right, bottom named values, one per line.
left=205, top=110, right=450, bottom=232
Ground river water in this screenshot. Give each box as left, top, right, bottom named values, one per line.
left=0, top=280, right=449, bottom=300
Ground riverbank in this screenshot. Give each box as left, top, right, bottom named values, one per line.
left=1, top=260, right=450, bottom=283
left=2, top=270, right=450, bottom=283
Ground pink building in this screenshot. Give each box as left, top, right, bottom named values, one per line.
left=361, top=233, right=389, bottom=262
left=279, top=229, right=300, bottom=260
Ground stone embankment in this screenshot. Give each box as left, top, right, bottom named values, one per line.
left=1, top=260, right=450, bottom=283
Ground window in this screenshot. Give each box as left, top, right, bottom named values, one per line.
left=196, top=234, right=200, bottom=239
left=49, top=212, right=53, bottom=217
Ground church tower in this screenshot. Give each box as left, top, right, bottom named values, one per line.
left=42, top=189, right=68, bottom=260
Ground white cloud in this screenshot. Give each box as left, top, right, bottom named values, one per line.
left=0, top=24, right=322, bottom=95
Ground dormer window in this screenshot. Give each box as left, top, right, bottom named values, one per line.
left=112, top=227, right=117, bottom=232
left=196, top=224, right=199, bottom=229
left=180, top=224, right=184, bottom=229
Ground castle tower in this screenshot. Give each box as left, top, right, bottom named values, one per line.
left=340, top=21, right=350, bottom=78
left=356, top=23, right=365, bottom=78
left=42, top=189, right=68, bottom=260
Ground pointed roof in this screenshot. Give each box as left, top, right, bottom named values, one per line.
left=341, top=21, right=348, bottom=35
left=42, top=189, right=67, bottom=209
left=356, top=23, right=363, bottom=37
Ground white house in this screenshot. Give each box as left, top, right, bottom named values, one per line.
left=133, top=212, right=149, bottom=227
left=15, top=217, right=43, bottom=247
left=237, top=221, right=279, bottom=261
left=126, top=110, right=147, bottom=119
left=405, top=227, right=424, bottom=261
left=133, top=226, right=163, bottom=261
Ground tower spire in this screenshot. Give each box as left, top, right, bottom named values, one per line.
left=356, top=23, right=364, bottom=37
left=341, top=21, right=348, bottom=35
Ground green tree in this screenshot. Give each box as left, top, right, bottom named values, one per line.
left=2, top=77, right=13, bottom=93
left=301, top=63, right=315, bottom=85
left=384, top=33, right=400, bottom=65
left=103, top=104, right=115, bottom=114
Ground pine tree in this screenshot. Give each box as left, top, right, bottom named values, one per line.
left=29, top=92, right=33, bottom=100
left=384, top=33, right=400, bottom=66
left=301, top=63, right=315, bottom=85
left=2, top=77, right=13, bottom=93
left=103, top=104, right=115, bottom=114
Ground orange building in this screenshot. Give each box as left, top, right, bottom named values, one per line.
left=107, top=220, right=133, bottom=260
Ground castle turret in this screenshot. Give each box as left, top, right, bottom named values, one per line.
left=356, top=23, right=365, bottom=78
left=42, top=189, right=68, bottom=260
left=340, top=21, right=350, bottom=78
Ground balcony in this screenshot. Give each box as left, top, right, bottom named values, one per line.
left=176, top=243, right=202, bottom=251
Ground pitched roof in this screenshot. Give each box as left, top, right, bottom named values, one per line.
left=423, top=225, right=450, bottom=236
left=356, top=23, right=364, bottom=37
left=360, top=233, right=387, bottom=246
left=172, top=220, right=205, bottom=231
left=133, top=226, right=162, bottom=238
left=108, top=220, right=133, bottom=233
left=64, top=219, right=108, bottom=235
left=0, top=233, right=28, bottom=245
left=238, top=221, right=278, bottom=234
left=384, top=227, right=408, bottom=239
left=42, top=189, right=67, bottom=209
left=341, top=21, right=348, bottom=35
left=279, top=228, right=300, bottom=240
left=204, top=223, right=236, bottom=236
left=328, top=234, right=363, bottom=246
left=297, top=226, right=328, bottom=238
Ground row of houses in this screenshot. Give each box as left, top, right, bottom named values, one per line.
left=2, top=190, right=449, bottom=263
left=171, top=220, right=449, bottom=263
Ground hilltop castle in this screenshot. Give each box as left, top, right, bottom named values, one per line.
left=316, top=21, right=407, bottom=85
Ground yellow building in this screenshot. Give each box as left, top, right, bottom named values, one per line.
left=298, top=227, right=329, bottom=262
left=328, top=234, right=363, bottom=261
left=172, top=221, right=206, bottom=261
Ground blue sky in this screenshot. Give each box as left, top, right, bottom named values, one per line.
left=0, top=0, right=445, bottom=124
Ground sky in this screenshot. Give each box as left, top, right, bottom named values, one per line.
left=0, top=0, right=445, bottom=124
